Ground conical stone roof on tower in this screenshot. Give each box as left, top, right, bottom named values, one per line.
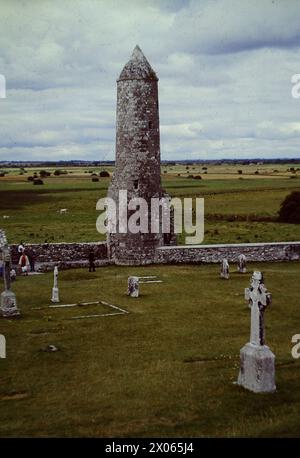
left=118, top=45, right=158, bottom=81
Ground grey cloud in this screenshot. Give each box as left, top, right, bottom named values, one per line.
left=0, top=0, right=300, bottom=161
left=170, top=0, right=300, bottom=55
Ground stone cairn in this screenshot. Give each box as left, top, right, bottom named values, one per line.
left=51, top=265, right=60, bottom=303
left=220, top=258, right=230, bottom=279
left=237, top=271, right=276, bottom=393
left=0, top=230, right=20, bottom=318
left=237, top=254, right=247, bottom=273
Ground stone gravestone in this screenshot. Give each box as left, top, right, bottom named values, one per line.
left=0, top=232, right=20, bottom=318
left=127, top=276, right=139, bottom=297
left=51, top=266, right=60, bottom=303
left=220, top=258, right=230, bottom=279
left=237, top=254, right=247, bottom=273
left=237, top=271, right=276, bottom=393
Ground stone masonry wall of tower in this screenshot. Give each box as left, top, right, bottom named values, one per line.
left=114, top=79, right=161, bottom=194
left=107, top=46, right=175, bottom=265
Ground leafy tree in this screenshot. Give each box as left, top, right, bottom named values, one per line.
left=40, top=170, right=50, bottom=177
left=54, top=169, right=67, bottom=176
left=99, top=170, right=110, bottom=177
left=278, top=191, right=300, bottom=223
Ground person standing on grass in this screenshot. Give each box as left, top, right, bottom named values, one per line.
left=88, top=250, right=96, bottom=272
left=18, top=251, right=30, bottom=275
left=27, top=247, right=35, bottom=272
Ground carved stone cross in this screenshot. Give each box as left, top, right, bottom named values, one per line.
left=245, top=271, right=272, bottom=346
left=238, top=271, right=275, bottom=393
left=2, top=245, right=11, bottom=292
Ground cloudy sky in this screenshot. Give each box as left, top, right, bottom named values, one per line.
left=0, top=0, right=300, bottom=161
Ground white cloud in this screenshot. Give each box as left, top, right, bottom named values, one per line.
left=0, top=0, right=300, bottom=161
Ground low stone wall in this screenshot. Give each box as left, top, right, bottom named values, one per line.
left=11, top=241, right=109, bottom=272
left=155, top=242, right=300, bottom=264
left=9, top=240, right=300, bottom=272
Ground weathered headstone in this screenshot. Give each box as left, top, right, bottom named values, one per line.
left=220, top=258, right=230, bottom=279
left=10, top=269, right=16, bottom=281
left=0, top=334, right=5, bottom=358
left=127, top=276, right=139, bottom=297
left=0, top=240, right=20, bottom=318
left=237, top=254, right=247, bottom=273
left=238, top=271, right=276, bottom=393
left=51, top=266, right=60, bottom=303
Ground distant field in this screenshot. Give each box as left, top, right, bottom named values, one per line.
left=0, top=163, right=300, bottom=244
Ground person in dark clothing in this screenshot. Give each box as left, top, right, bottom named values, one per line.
left=27, top=248, right=35, bottom=272
left=88, top=250, right=96, bottom=272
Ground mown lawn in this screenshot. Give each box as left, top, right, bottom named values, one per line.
left=0, top=263, right=299, bottom=437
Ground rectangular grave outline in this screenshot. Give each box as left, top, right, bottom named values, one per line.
left=33, top=300, right=129, bottom=320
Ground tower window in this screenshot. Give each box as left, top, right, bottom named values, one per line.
left=134, top=179, right=138, bottom=190
left=149, top=121, right=153, bottom=129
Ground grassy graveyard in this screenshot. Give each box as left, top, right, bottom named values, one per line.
left=0, top=262, right=299, bottom=437
left=1, top=162, right=300, bottom=245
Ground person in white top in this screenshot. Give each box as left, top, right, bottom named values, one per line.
left=18, top=241, right=25, bottom=254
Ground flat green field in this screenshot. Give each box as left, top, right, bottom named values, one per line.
left=0, top=263, right=299, bottom=437
left=0, top=163, right=300, bottom=244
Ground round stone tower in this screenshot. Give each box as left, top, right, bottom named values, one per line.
left=107, top=45, right=174, bottom=265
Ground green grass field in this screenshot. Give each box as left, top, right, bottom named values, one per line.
left=0, top=163, right=300, bottom=245
left=0, top=263, right=299, bottom=437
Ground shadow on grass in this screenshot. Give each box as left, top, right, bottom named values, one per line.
left=0, top=188, right=102, bottom=211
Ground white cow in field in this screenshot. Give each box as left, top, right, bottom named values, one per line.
left=59, top=208, right=68, bottom=214
left=2, top=215, right=10, bottom=219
